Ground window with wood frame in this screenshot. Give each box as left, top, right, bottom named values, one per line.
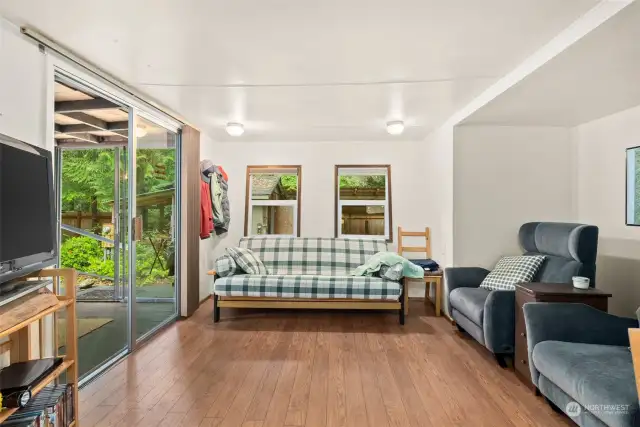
left=244, top=166, right=301, bottom=236
left=335, top=165, right=392, bottom=241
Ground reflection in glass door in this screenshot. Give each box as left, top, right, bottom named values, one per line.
left=129, top=113, right=179, bottom=343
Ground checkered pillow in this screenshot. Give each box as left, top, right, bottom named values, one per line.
left=214, top=254, right=238, bottom=277
left=226, top=247, right=269, bottom=275
left=480, top=255, right=546, bottom=291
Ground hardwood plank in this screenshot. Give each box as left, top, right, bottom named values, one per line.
left=206, top=320, right=289, bottom=419
left=342, top=320, right=368, bottom=427
left=304, top=317, right=330, bottom=427
left=244, top=321, right=294, bottom=422
left=365, top=328, right=413, bottom=427
left=284, top=318, right=317, bottom=426
left=326, top=316, right=347, bottom=427
left=219, top=321, right=291, bottom=427
left=353, top=322, right=389, bottom=427
left=261, top=318, right=303, bottom=427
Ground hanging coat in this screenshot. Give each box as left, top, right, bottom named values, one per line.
left=200, top=180, right=214, bottom=239
left=210, top=172, right=224, bottom=228
left=214, top=165, right=230, bottom=235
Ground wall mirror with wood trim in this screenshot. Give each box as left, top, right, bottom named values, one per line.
left=244, top=166, right=302, bottom=236
left=335, top=165, right=392, bottom=241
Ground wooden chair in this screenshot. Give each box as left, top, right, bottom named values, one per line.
left=397, top=226, right=443, bottom=317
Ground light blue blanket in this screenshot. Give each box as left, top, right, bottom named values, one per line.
left=352, top=252, right=425, bottom=279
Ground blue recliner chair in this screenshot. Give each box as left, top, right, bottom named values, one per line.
left=444, top=222, right=599, bottom=366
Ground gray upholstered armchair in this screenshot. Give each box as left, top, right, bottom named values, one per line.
left=524, top=303, right=638, bottom=426
left=445, top=222, right=599, bottom=366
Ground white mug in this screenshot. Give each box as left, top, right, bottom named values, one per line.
left=572, top=276, right=590, bottom=289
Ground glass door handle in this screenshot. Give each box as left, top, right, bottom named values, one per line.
left=132, top=216, right=143, bottom=241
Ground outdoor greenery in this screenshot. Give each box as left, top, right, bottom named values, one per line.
left=62, top=149, right=175, bottom=212
left=339, top=174, right=385, bottom=188
left=61, top=148, right=175, bottom=286
left=278, top=174, right=386, bottom=193
left=279, top=175, right=298, bottom=192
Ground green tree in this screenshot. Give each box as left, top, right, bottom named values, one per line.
left=339, top=175, right=385, bottom=188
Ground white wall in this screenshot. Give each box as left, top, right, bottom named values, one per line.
left=574, top=104, right=640, bottom=317
left=425, top=126, right=454, bottom=269
left=198, top=139, right=434, bottom=298
left=453, top=125, right=576, bottom=268
left=0, top=18, right=48, bottom=149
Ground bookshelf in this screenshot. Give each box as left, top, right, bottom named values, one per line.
left=0, top=268, right=79, bottom=426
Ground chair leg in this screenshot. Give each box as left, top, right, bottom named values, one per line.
left=495, top=353, right=509, bottom=368
left=434, top=279, right=442, bottom=317
left=213, top=294, right=220, bottom=323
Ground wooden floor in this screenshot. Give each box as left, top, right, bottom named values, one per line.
left=78, top=300, right=572, bottom=427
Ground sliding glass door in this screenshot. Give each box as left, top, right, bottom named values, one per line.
left=128, top=112, right=179, bottom=345
left=54, top=72, right=181, bottom=382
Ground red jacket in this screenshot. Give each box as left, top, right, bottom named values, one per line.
left=200, top=180, right=214, bottom=239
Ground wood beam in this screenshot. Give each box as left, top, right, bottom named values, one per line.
left=55, top=132, right=99, bottom=144
left=60, top=112, right=107, bottom=130
left=107, top=121, right=128, bottom=131
left=57, top=123, right=129, bottom=139
left=55, top=99, right=120, bottom=113
left=56, top=140, right=127, bottom=149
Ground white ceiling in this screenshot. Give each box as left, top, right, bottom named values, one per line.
left=0, top=0, right=602, bottom=141
left=462, top=0, right=640, bottom=127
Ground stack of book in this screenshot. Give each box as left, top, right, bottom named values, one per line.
left=1, top=385, right=74, bottom=427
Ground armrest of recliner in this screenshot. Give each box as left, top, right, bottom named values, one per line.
left=524, top=303, right=637, bottom=386
left=483, top=290, right=515, bottom=354
left=444, top=267, right=490, bottom=314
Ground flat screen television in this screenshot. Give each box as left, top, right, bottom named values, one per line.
left=0, top=133, right=57, bottom=285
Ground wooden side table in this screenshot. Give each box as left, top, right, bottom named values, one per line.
left=514, top=282, right=612, bottom=389
left=404, top=270, right=443, bottom=317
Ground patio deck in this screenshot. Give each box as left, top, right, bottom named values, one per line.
left=60, top=290, right=176, bottom=378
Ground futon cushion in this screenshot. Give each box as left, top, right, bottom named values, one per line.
left=532, top=341, right=639, bottom=427
left=214, top=254, right=237, bottom=277
left=214, top=274, right=401, bottom=300
left=480, top=255, right=546, bottom=291
left=238, top=236, right=387, bottom=275
left=226, top=247, right=269, bottom=275
left=449, top=287, right=491, bottom=326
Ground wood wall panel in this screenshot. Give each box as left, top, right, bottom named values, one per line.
left=181, top=126, right=200, bottom=317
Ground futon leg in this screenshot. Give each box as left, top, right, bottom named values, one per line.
left=399, top=293, right=405, bottom=325
left=213, top=294, right=220, bottom=323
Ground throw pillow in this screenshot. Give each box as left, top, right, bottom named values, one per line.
left=226, top=247, right=269, bottom=275
left=480, top=255, right=546, bottom=291
left=379, top=263, right=404, bottom=281
left=214, top=254, right=237, bottom=277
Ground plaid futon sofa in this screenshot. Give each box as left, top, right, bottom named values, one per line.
left=215, top=236, right=402, bottom=300
left=212, top=237, right=406, bottom=323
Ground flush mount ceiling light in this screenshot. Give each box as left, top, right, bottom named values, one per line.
left=136, top=125, right=148, bottom=138
left=386, top=120, right=404, bottom=135
left=226, top=122, right=244, bottom=137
